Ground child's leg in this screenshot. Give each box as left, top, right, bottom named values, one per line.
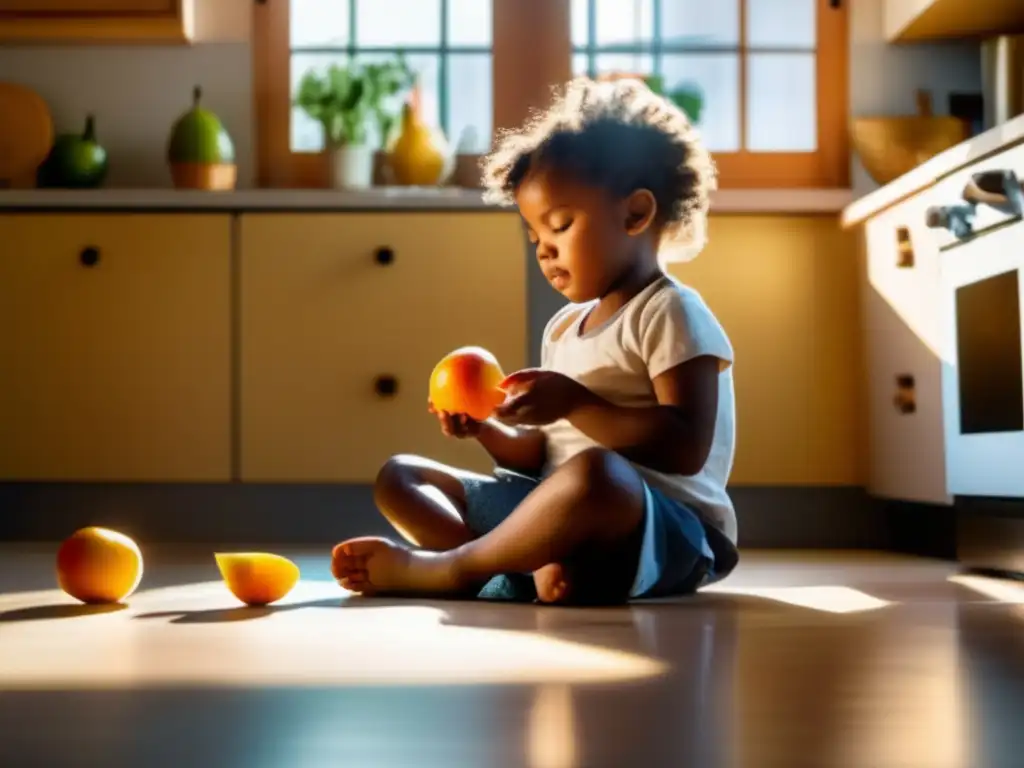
left=333, top=447, right=646, bottom=602
left=373, top=454, right=483, bottom=550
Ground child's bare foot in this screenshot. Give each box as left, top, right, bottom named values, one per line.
left=331, top=536, right=467, bottom=596
left=533, top=562, right=571, bottom=603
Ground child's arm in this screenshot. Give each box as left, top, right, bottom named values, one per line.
left=496, top=355, right=720, bottom=476
left=476, top=420, right=547, bottom=475
left=565, top=356, right=719, bottom=475
left=433, top=406, right=547, bottom=475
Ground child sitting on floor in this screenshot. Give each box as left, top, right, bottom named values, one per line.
left=332, top=75, right=739, bottom=604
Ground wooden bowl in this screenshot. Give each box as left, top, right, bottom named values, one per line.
left=851, top=90, right=968, bottom=185
left=852, top=117, right=968, bottom=185
left=170, top=162, right=236, bottom=190
left=0, top=81, right=54, bottom=188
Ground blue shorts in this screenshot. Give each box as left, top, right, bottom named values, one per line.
left=460, top=467, right=734, bottom=603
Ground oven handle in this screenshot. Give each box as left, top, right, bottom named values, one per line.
left=962, top=169, right=1024, bottom=217
left=925, top=203, right=975, bottom=237
left=926, top=169, right=1023, bottom=237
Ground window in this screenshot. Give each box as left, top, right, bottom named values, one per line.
left=254, top=0, right=498, bottom=188
left=571, top=0, right=848, bottom=188
left=254, top=0, right=846, bottom=189
left=289, top=0, right=493, bottom=154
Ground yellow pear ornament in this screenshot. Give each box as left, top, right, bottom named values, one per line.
left=388, top=85, right=454, bottom=186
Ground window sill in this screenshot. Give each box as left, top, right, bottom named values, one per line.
left=710, top=188, right=853, bottom=214
left=0, top=187, right=854, bottom=215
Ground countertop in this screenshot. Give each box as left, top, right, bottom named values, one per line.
left=841, top=112, right=1024, bottom=229
left=0, top=187, right=854, bottom=214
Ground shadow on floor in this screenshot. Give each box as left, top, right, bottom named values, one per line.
left=131, top=598, right=356, bottom=624
left=0, top=603, right=127, bottom=622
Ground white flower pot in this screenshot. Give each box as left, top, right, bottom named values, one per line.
left=329, top=144, right=374, bottom=189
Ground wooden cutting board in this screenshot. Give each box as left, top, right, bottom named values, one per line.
left=0, top=82, right=53, bottom=188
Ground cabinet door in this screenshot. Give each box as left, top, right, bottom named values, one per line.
left=860, top=195, right=950, bottom=504
left=0, top=0, right=187, bottom=42
left=239, top=212, right=528, bottom=482
left=0, top=214, right=231, bottom=482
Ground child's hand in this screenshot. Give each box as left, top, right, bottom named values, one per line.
left=428, top=401, right=483, bottom=438
left=494, top=369, right=590, bottom=427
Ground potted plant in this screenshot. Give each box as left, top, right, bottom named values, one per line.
left=644, top=74, right=704, bottom=124
left=294, top=55, right=414, bottom=189
left=594, top=71, right=704, bottom=124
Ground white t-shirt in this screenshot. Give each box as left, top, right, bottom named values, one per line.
left=539, top=273, right=738, bottom=544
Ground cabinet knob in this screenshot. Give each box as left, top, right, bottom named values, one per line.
left=79, top=246, right=100, bottom=267
left=374, top=375, right=398, bottom=397
left=894, top=374, right=916, bottom=415
left=374, top=246, right=395, bottom=266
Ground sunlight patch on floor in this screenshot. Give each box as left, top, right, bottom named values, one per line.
left=0, top=580, right=666, bottom=690
left=948, top=574, right=1024, bottom=604
left=702, top=584, right=892, bottom=613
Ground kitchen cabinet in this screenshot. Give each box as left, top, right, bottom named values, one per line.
left=859, top=190, right=951, bottom=504
left=886, top=0, right=1024, bottom=43
left=0, top=0, right=192, bottom=43
left=0, top=213, right=232, bottom=482
left=238, top=212, right=528, bottom=482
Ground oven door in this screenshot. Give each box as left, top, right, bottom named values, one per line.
left=937, top=199, right=1024, bottom=498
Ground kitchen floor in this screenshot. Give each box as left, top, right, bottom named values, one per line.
left=1, top=546, right=1022, bottom=768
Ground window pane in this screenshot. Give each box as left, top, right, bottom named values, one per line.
left=291, top=0, right=349, bottom=47
left=572, top=53, right=590, bottom=76
left=594, top=0, right=654, bottom=46
left=747, top=0, right=816, bottom=48
left=746, top=53, right=816, bottom=151
left=594, top=52, right=654, bottom=77
left=662, top=54, right=740, bottom=152
left=661, top=0, right=738, bottom=48
left=291, top=101, right=323, bottom=152
left=571, top=0, right=589, bottom=47
left=290, top=53, right=439, bottom=151
left=355, top=0, right=441, bottom=46
left=447, top=0, right=491, bottom=46
left=447, top=53, right=492, bottom=153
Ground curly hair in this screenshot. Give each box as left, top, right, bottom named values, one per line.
left=480, top=76, right=717, bottom=259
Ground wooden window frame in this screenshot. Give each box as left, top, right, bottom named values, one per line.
left=719, top=0, right=849, bottom=189
left=254, top=0, right=848, bottom=190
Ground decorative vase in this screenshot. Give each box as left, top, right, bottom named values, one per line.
left=167, top=85, right=237, bottom=190
left=388, top=87, right=454, bottom=186
left=329, top=144, right=374, bottom=189
left=37, top=114, right=108, bottom=189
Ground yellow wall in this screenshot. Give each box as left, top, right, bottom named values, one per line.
left=671, top=215, right=864, bottom=486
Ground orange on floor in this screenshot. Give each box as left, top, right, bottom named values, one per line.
left=56, top=526, right=144, bottom=604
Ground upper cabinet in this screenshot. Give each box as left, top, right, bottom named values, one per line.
left=886, top=0, right=1024, bottom=43
left=0, top=0, right=193, bottom=43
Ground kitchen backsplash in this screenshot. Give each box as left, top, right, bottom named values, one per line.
left=0, top=43, right=254, bottom=188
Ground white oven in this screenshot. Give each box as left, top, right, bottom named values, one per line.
left=928, top=152, right=1024, bottom=498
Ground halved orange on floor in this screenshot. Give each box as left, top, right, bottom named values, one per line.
left=214, top=552, right=300, bottom=606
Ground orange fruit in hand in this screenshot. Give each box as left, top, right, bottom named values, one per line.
left=428, top=346, right=507, bottom=421
left=56, top=526, right=144, bottom=604
left=215, top=552, right=300, bottom=606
